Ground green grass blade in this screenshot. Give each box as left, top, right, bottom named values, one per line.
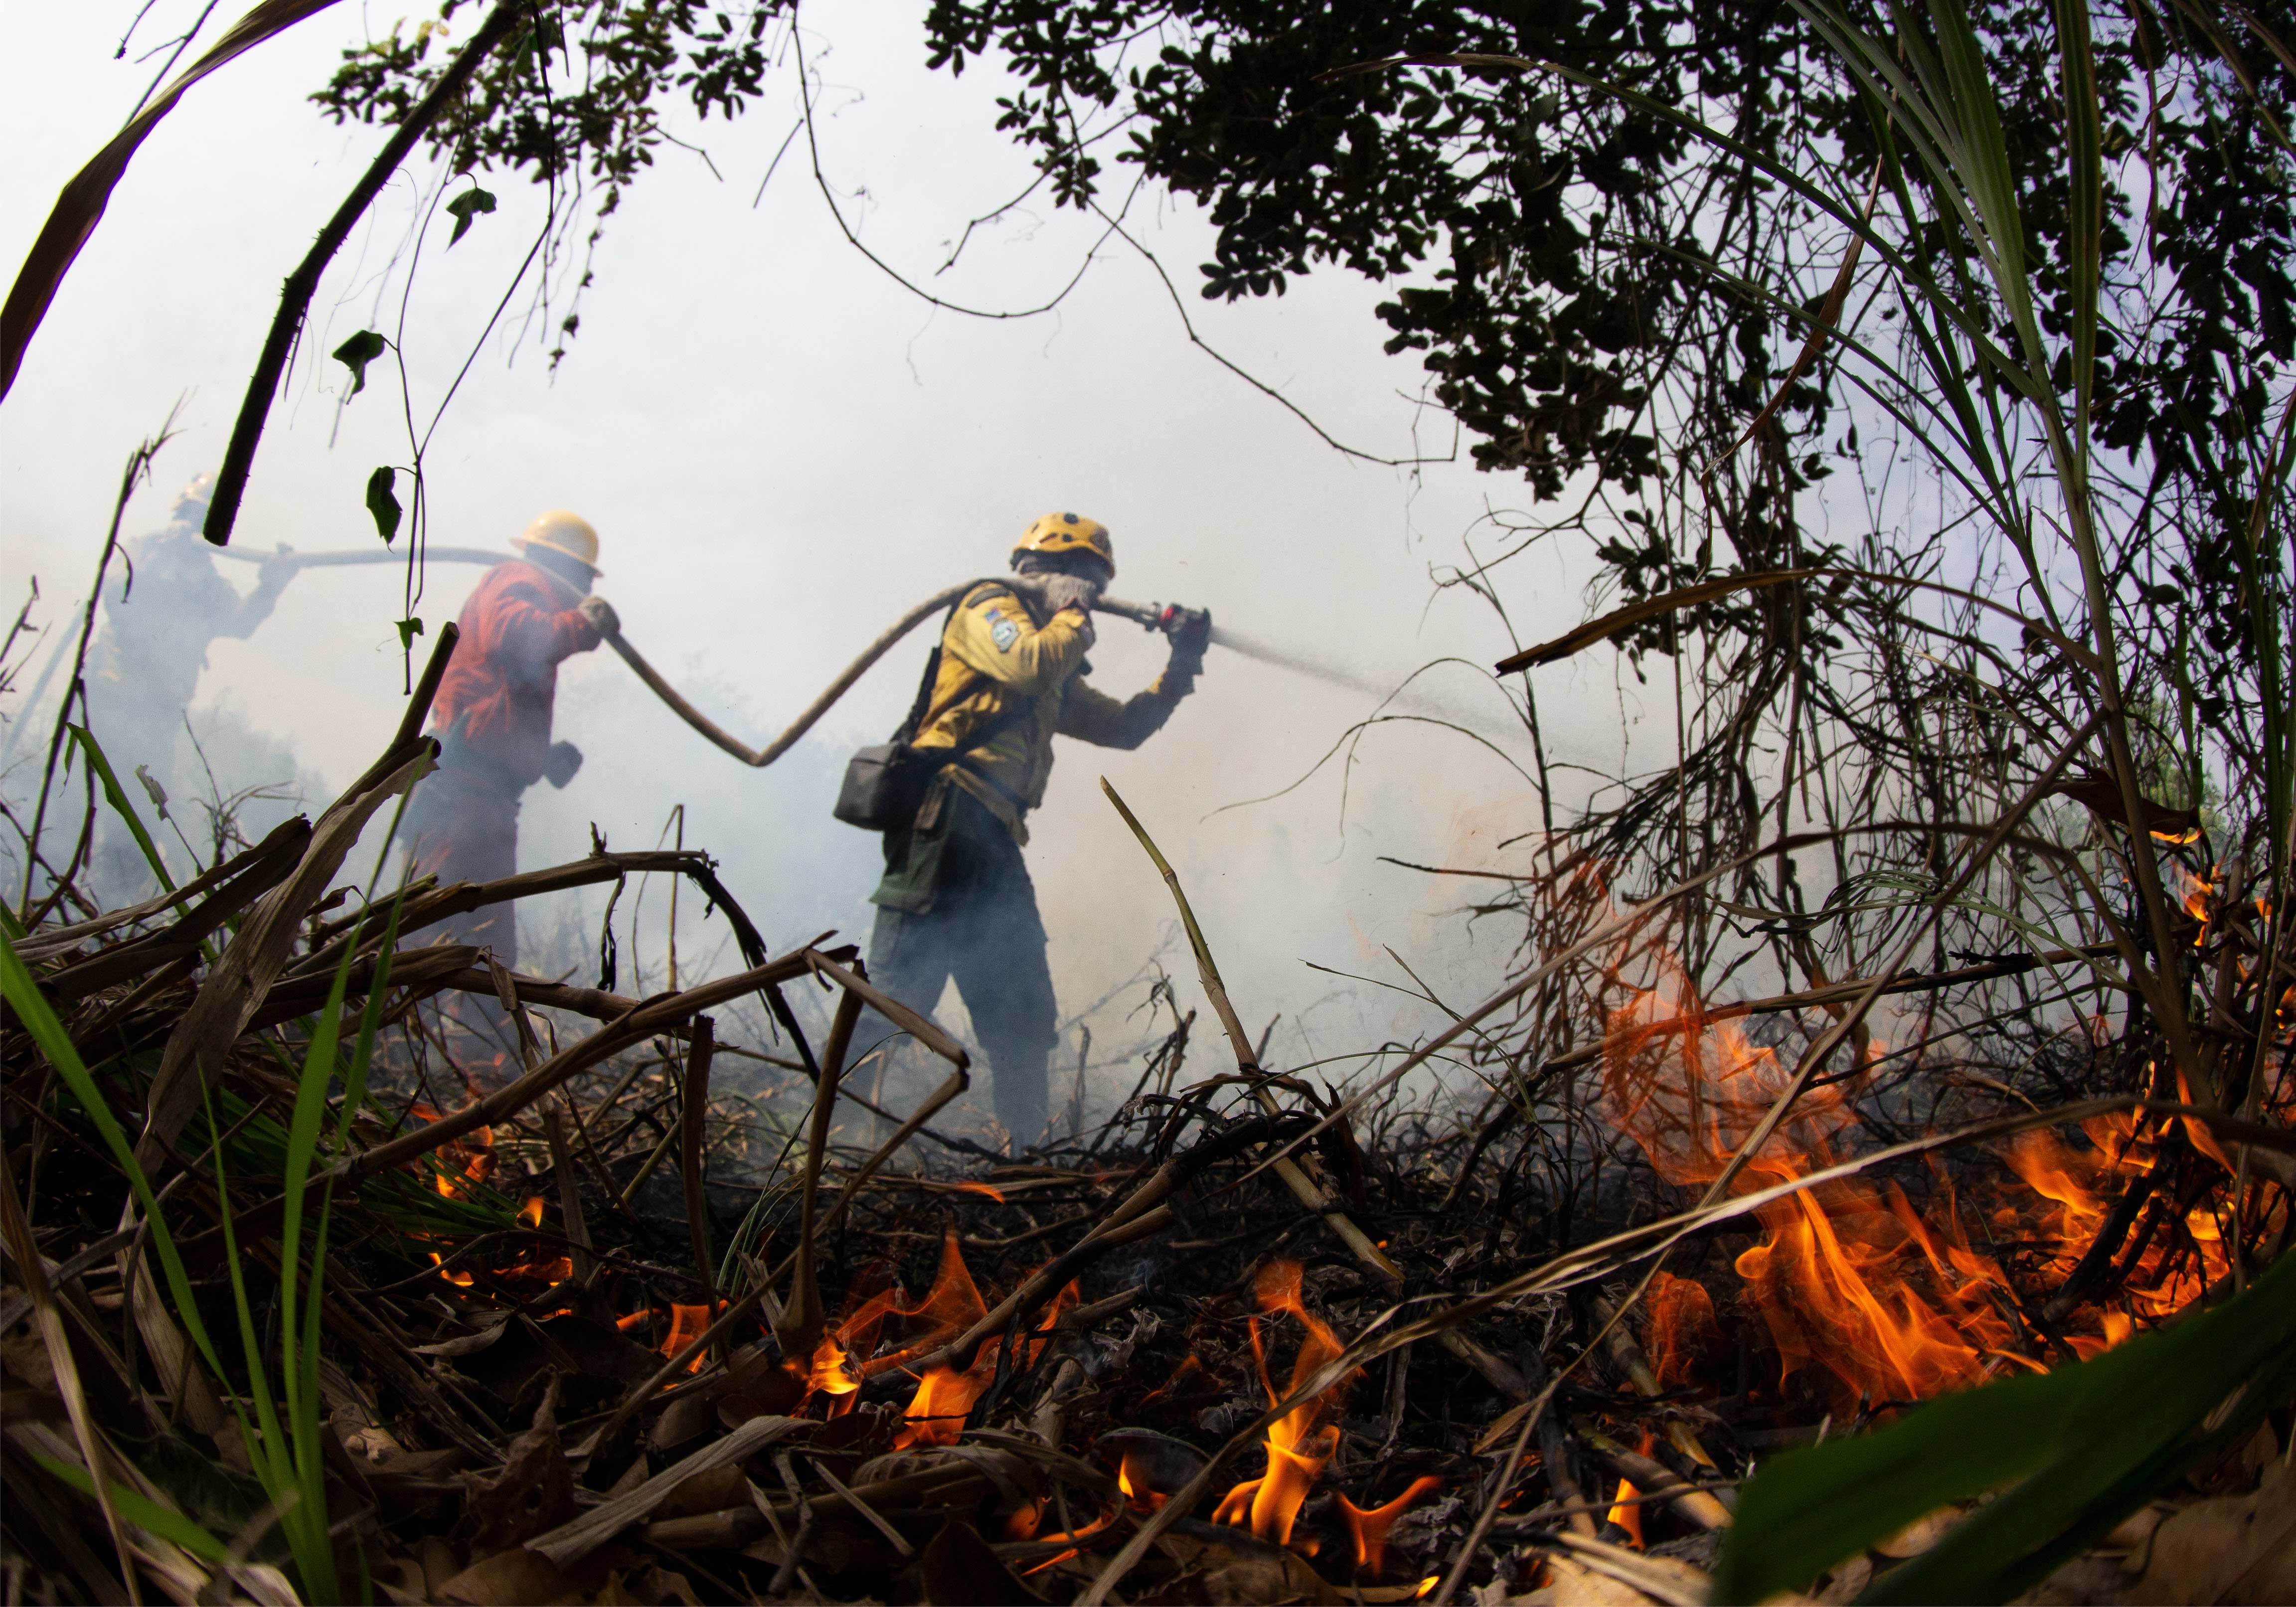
left=278, top=928, right=355, bottom=1387
left=200, top=1080, right=336, bottom=1600
left=1714, top=1246, right=2296, bottom=1604
left=65, top=723, right=176, bottom=896
left=272, top=937, right=354, bottom=1606
left=32, top=1455, right=230, bottom=1564
left=287, top=1194, right=338, bottom=1603
left=2055, top=0, right=2101, bottom=467
left=202, top=1083, right=291, bottom=1492
left=338, top=885, right=406, bottom=1151
left=0, top=930, right=230, bottom=1384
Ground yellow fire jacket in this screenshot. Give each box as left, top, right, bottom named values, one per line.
left=910, top=581, right=1189, bottom=843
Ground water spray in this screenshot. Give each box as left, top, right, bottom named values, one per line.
left=220, top=548, right=1524, bottom=758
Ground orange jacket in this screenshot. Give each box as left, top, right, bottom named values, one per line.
left=430, top=559, right=601, bottom=786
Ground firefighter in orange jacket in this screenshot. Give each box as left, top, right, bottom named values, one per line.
left=865, top=512, right=1209, bottom=1146
left=404, top=511, right=616, bottom=968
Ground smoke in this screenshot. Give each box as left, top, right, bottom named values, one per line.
left=1208, top=625, right=1532, bottom=752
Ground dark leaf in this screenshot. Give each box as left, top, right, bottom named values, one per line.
left=1495, top=571, right=1813, bottom=672
left=364, top=465, right=401, bottom=543
left=333, top=328, right=388, bottom=396
left=445, top=185, right=496, bottom=247
left=396, top=617, right=424, bottom=653
left=2043, top=773, right=2200, bottom=838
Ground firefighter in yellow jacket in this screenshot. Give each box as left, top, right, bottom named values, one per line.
left=866, top=512, right=1209, bottom=1146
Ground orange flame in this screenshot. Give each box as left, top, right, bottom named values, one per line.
left=808, top=1336, right=861, bottom=1399
left=1600, top=948, right=2190, bottom=1408
left=892, top=1229, right=993, bottom=1448
left=1606, top=1475, right=1644, bottom=1548
left=953, top=1180, right=1007, bottom=1202
left=410, top=1104, right=494, bottom=1198
left=1337, top=1476, right=1443, bottom=1575
left=1997, top=1117, right=2233, bottom=1328
left=661, top=1303, right=715, bottom=1371
left=2173, top=862, right=2216, bottom=936
left=885, top=1230, right=1078, bottom=1449
left=1138, top=1354, right=1205, bottom=1412
left=1116, top=1450, right=1171, bottom=1512
left=1211, top=1262, right=1353, bottom=1548
left=1643, top=1272, right=1719, bottom=1391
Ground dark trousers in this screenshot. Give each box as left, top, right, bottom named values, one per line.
left=865, top=788, right=1058, bottom=1146
left=403, top=757, right=523, bottom=969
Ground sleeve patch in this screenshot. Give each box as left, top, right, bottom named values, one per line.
left=990, top=616, right=1021, bottom=652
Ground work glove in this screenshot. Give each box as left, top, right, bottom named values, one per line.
left=544, top=741, right=584, bottom=789
left=1037, top=572, right=1102, bottom=619
left=578, top=594, right=620, bottom=637
left=254, top=545, right=297, bottom=594
left=1162, top=606, right=1211, bottom=681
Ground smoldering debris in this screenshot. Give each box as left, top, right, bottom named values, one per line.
left=3, top=621, right=2290, bottom=1607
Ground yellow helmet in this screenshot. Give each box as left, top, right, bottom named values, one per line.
left=1012, top=511, right=1114, bottom=576
left=513, top=509, right=601, bottom=574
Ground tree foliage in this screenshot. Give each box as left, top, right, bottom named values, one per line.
left=317, top=0, right=2292, bottom=658
left=313, top=0, right=2293, bottom=895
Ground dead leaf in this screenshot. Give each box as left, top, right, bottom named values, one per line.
left=639, top=1566, right=701, bottom=1607
left=743, top=1513, right=878, bottom=1575
left=0, top=1323, right=55, bottom=1391
left=0, top=1386, right=67, bottom=1428
left=2100, top=1504, right=2171, bottom=1571
left=718, top=1345, right=809, bottom=1426
left=1810, top=1552, right=1872, bottom=1604
left=1199, top=1551, right=1347, bottom=1606
left=2127, top=1457, right=2296, bottom=1605
left=370, top=1446, right=465, bottom=1480
left=650, top=1386, right=721, bottom=1455
left=456, top=1314, right=657, bottom=1422
left=2044, top=774, right=2201, bottom=838
left=373, top=1556, right=429, bottom=1606
left=437, top=1546, right=580, bottom=1607
left=591, top=1573, right=644, bottom=1607
left=911, top=1518, right=1046, bottom=1606
left=413, top=1319, right=512, bottom=1358
left=1097, top=1426, right=1208, bottom=1496
left=653, top=1463, right=747, bottom=1520
left=1512, top=1552, right=1662, bottom=1606
left=1872, top=1504, right=1963, bottom=1558
left=603, top=1456, right=651, bottom=1499
left=418, top=1534, right=462, bottom=1597
left=457, top=1379, right=576, bottom=1554
left=1159, top=1531, right=1343, bottom=1606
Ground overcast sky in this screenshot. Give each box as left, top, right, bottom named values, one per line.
left=1, top=2, right=1660, bottom=1096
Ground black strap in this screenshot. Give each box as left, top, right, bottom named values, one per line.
left=897, top=584, right=1038, bottom=771
left=893, top=596, right=970, bottom=742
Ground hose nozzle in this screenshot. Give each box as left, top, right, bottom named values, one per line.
left=1141, top=602, right=1208, bottom=636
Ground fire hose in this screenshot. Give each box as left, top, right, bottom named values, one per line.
left=221, top=547, right=1251, bottom=766
left=601, top=579, right=1214, bottom=767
